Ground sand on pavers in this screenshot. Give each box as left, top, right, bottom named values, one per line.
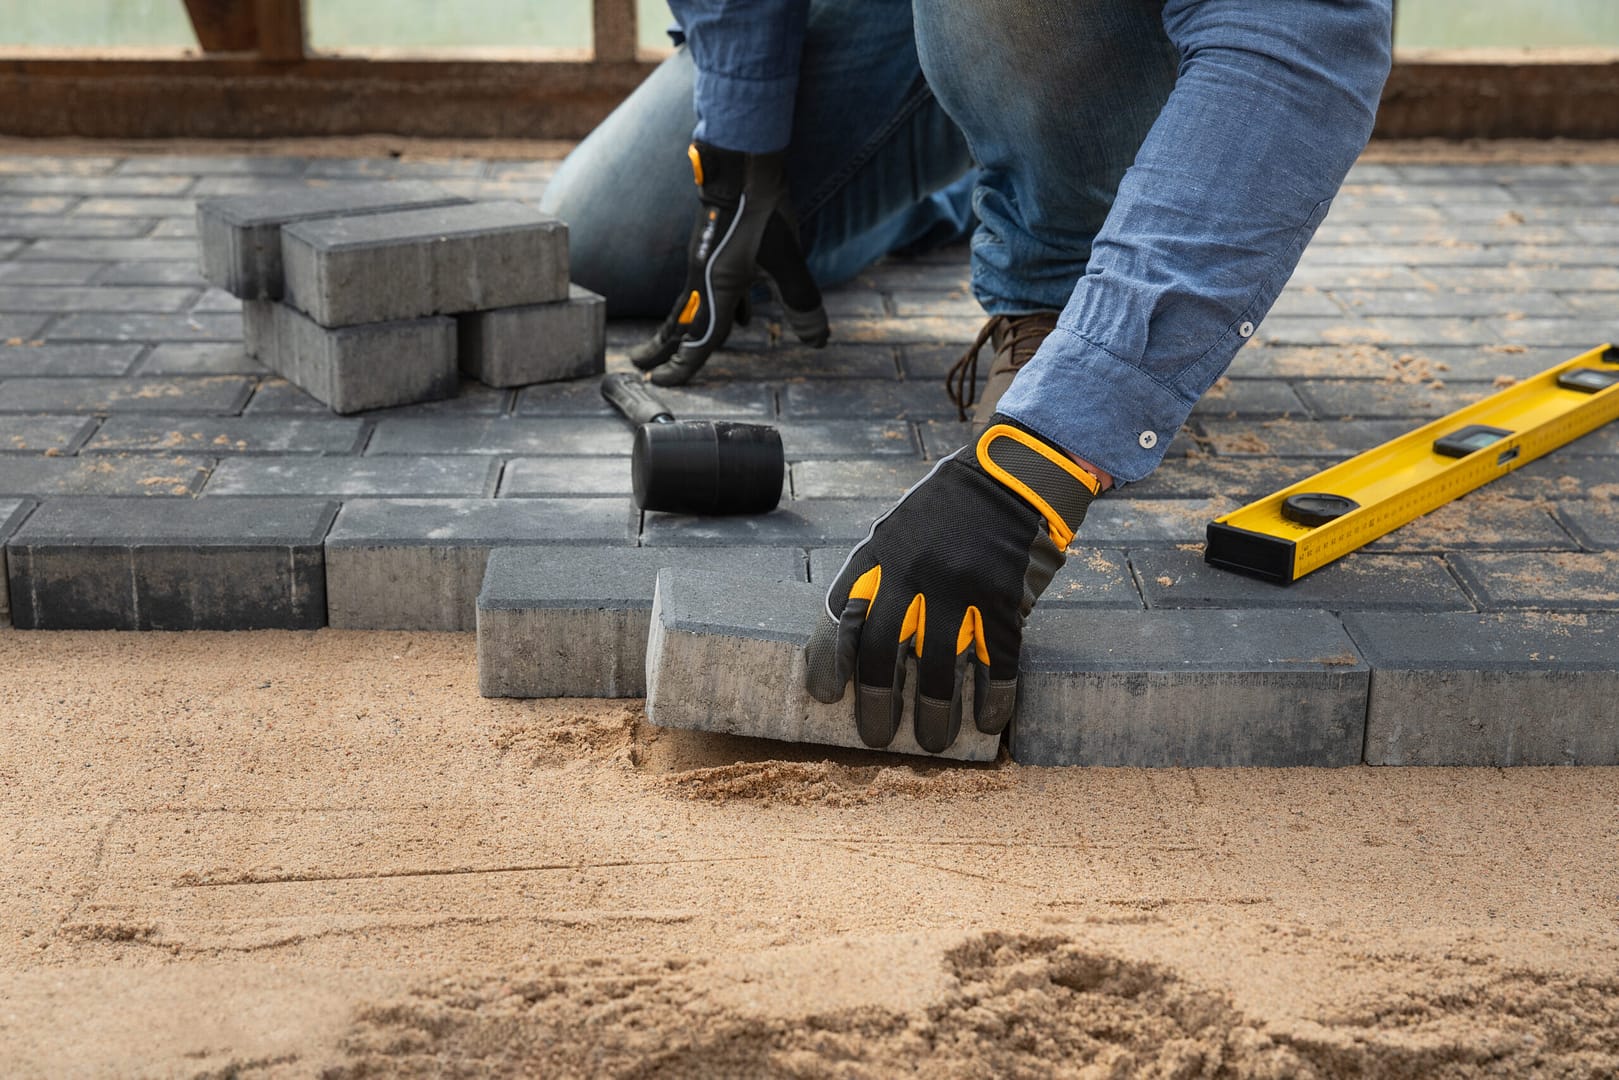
left=1, top=629, right=1616, bottom=1077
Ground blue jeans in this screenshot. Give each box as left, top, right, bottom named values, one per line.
left=544, top=0, right=1392, bottom=482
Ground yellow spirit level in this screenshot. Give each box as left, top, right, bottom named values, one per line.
left=1206, top=343, right=1619, bottom=584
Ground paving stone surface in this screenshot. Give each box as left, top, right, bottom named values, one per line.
left=477, top=545, right=806, bottom=698
left=645, top=568, right=1002, bottom=761
left=1345, top=611, right=1619, bottom=765
left=325, top=497, right=638, bottom=630
left=1, top=149, right=1616, bottom=767
left=0, top=498, right=29, bottom=624
left=1012, top=609, right=1369, bottom=767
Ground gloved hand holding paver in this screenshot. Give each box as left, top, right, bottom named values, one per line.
left=548, top=0, right=1396, bottom=755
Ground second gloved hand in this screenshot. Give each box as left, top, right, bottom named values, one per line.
left=804, top=417, right=1101, bottom=754
left=630, top=141, right=830, bottom=387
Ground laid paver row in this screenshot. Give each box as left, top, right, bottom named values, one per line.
left=4, top=495, right=1612, bottom=628
left=634, top=564, right=1619, bottom=767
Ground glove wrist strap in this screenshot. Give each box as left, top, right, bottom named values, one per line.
left=975, top=421, right=1099, bottom=548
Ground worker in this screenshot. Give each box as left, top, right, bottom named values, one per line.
left=542, top=0, right=1394, bottom=754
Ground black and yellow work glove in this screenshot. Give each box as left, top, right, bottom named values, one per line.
left=805, top=417, right=1101, bottom=754
left=629, top=141, right=829, bottom=387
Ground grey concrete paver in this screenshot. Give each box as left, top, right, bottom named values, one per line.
left=6, top=496, right=335, bottom=630
left=0, top=416, right=98, bottom=454
left=0, top=376, right=254, bottom=415
left=478, top=545, right=806, bottom=698
left=645, top=568, right=1001, bottom=761
left=83, top=416, right=366, bottom=455
left=1012, top=608, right=1369, bottom=767
left=204, top=455, right=499, bottom=497
left=0, top=343, right=141, bottom=376
left=0, top=454, right=211, bottom=497
left=1345, top=611, right=1619, bottom=765
left=1134, top=548, right=1473, bottom=611
left=326, top=497, right=638, bottom=630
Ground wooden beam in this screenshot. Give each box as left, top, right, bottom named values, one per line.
left=0, top=55, right=658, bottom=140
left=1, top=48, right=1616, bottom=141
left=182, top=0, right=260, bottom=53
left=253, top=0, right=306, bottom=63
left=1376, top=49, right=1619, bottom=139
left=592, top=0, right=638, bottom=63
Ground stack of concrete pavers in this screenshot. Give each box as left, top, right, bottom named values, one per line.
left=197, top=186, right=605, bottom=414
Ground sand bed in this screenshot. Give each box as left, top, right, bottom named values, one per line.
left=1, top=629, right=1616, bottom=1077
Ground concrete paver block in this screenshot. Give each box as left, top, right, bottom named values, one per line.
left=458, top=285, right=605, bottom=388
left=82, top=416, right=366, bottom=455
left=0, top=344, right=141, bottom=377
left=195, top=181, right=465, bottom=299
left=246, top=376, right=509, bottom=417
left=204, top=455, right=498, bottom=497
left=0, top=498, right=31, bottom=625
left=325, top=497, right=637, bottom=630
left=0, top=416, right=98, bottom=455
left=6, top=497, right=336, bottom=630
left=0, top=375, right=253, bottom=415
left=243, top=300, right=458, bottom=415
left=515, top=379, right=774, bottom=419
left=641, top=499, right=892, bottom=547
left=498, top=457, right=631, bottom=498
left=1010, top=609, right=1369, bottom=767
left=281, top=201, right=567, bottom=326
left=0, top=455, right=211, bottom=498
left=1345, top=611, right=1619, bottom=765
left=365, top=417, right=627, bottom=456
left=1136, top=549, right=1474, bottom=611
left=477, top=546, right=805, bottom=698
left=645, top=568, right=1001, bottom=761
left=1449, top=550, right=1619, bottom=610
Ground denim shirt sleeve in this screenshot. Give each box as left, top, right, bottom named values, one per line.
left=668, top=1, right=810, bottom=154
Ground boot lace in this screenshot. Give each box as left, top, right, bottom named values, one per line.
left=944, top=315, right=1054, bottom=422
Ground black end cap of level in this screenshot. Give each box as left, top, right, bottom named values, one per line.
left=1205, top=521, right=1297, bottom=585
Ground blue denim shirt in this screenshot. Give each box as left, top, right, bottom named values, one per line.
left=669, top=1, right=808, bottom=154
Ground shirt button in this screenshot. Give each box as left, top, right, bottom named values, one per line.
left=1239, top=320, right=1255, bottom=338
left=1138, top=430, right=1158, bottom=449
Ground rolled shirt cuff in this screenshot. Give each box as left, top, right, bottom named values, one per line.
left=692, top=68, right=798, bottom=154
left=996, top=325, right=1198, bottom=485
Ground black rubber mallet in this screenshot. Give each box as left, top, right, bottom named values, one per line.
left=600, top=372, right=784, bottom=515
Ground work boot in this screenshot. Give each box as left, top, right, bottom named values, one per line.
left=945, top=312, right=1059, bottom=435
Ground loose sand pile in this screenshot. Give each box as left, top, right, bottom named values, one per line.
left=2, top=630, right=1616, bottom=1078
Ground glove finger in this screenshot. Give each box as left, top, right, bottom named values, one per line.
left=628, top=300, right=689, bottom=372
left=912, top=602, right=968, bottom=754
left=756, top=213, right=829, bottom=348
left=651, top=292, right=738, bottom=386
left=854, top=589, right=908, bottom=750
left=974, top=613, right=1021, bottom=736
left=805, top=594, right=865, bottom=704
left=806, top=553, right=878, bottom=703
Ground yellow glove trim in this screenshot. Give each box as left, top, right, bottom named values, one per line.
left=956, top=605, right=990, bottom=665
left=849, top=564, right=881, bottom=607
left=900, top=593, right=926, bottom=656
left=677, top=289, right=701, bottom=325
left=975, top=423, right=1100, bottom=549
left=688, top=142, right=704, bottom=187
